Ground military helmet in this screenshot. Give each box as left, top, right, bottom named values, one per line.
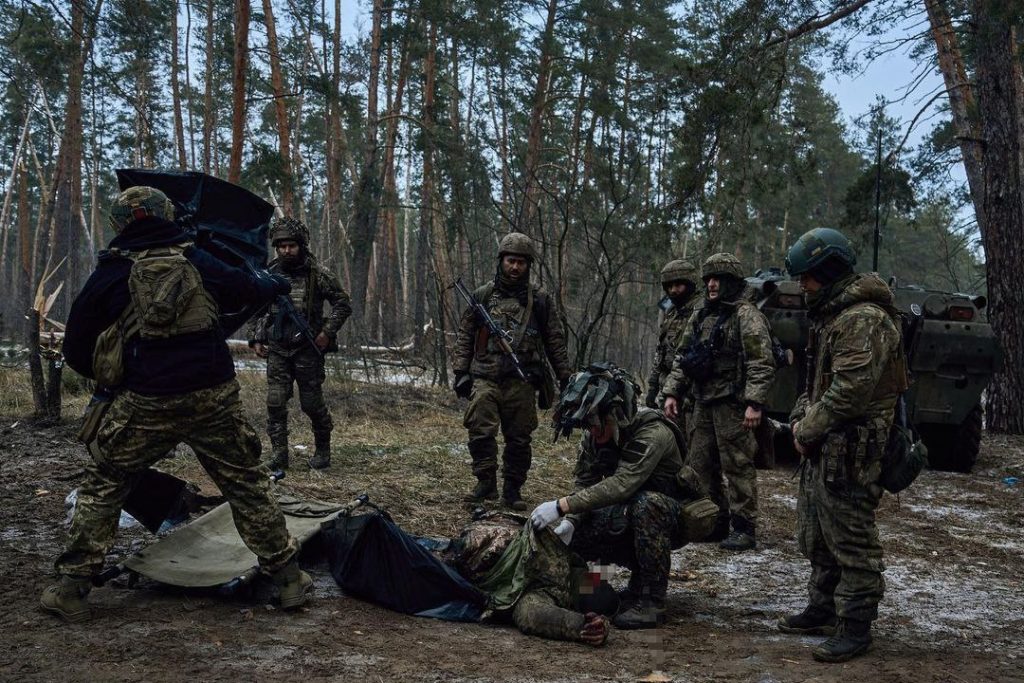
left=108, top=186, right=175, bottom=233
left=552, top=362, right=639, bottom=441
left=701, top=252, right=745, bottom=281
left=661, top=258, right=698, bottom=289
left=785, top=227, right=857, bottom=276
left=270, top=217, right=310, bottom=246
left=497, top=232, right=535, bottom=261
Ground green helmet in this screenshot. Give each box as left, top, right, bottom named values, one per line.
left=108, top=186, right=175, bottom=233
left=701, top=252, right=744, bottom=281
left=552, top=362, right=639, bottom=441
left=270, top=217, right=310, bottom=246
left=785, top=227, right=856, bottom=276
left=661, top=258, right=698, bottom=289
left=498, top=232, right=535, bottom=261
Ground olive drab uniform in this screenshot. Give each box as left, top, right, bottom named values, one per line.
left=249, top=218, right=352, bottom=468
left=646, top=259, right=700, bottom=430
left=452, top=233, right=572, bottom=504
left=663, top=254, right=775, bottom=544
left=565, top=409, right=713, bottom=612
left=790, top=272, right=905, bottom=627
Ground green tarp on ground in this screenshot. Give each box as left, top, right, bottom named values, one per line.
left=123, top=491, right=342, bottom=588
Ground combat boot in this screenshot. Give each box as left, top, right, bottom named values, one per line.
left=463, top=476, right=498, bottom=503
left=778, top=606, right=837, bottom=636
left=272, top=560, right=313, bottom=610
left=40, top=576, right=92, bottom=623
left=502, top=481, right=528, bottom=511
left=720, top=516, right=756, bottom=551
left=812, top=618, right=872, bottom=662
left=700, top=513, right=730, bottom=543
left=612, top=594, right=666, bottom=630
left=308, top=446, right=331, bottom=470
left=267, top=437, right=289, bottom=470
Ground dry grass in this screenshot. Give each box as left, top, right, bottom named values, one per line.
left=0, top=364, right=580, bottom=538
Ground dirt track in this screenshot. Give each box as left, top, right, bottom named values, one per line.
left=1, top=384, right=1023, bottom=682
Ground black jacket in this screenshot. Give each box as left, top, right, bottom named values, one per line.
left=64, top=217, right=278, bottom=395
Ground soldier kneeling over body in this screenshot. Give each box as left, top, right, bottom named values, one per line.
left=528, top=363, right=718, bottom=630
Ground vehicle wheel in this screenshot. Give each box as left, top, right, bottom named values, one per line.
left=919, top=404, right=982, bottom=473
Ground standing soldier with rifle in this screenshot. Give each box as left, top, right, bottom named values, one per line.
left=451, top=232, right=573, bottom=510
left=249, top=217, right=352, bottom=470
left=646, top=258, right=700, bottom=421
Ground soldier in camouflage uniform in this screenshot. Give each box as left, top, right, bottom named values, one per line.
left=451, top=232, right=573, bottom=509
left=41, top=187, right=311, bottom=623
left=530, top=363, right=716, bottom=630
left=249, top=217, right=352, bottom=470
left=662, top=253, right=775, bottom=551
left=778, top=228, right=905, bottom=663
left=646, top=258, right=700, bottom=419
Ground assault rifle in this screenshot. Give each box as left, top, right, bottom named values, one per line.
left=266, top=283, right=323, bottom=358
left=454, top=277, right=527, bottom=381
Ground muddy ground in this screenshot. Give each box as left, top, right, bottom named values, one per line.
left=1, top=371, right=1023, bottom=682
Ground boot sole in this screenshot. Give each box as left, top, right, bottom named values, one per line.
left=812, top=641, right=872, bottom=663
left=40, top=599, right=91, bottom=624
left=612, top=613, right=667, bottom=630
left=279, top=582, right=313, bottom=610
left=777, top=621, right=837, bottom=636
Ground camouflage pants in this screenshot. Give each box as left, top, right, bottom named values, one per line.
left=798, top=439, right=886, bottom=622
left=463, top=377, right=538, bottom=487
left=266, top=345, right=333, bottom=446
left=571, top=491, right=682, bottom=601
left=513, top=588, right=586, bottom=642
left=57, top=379, right=298, bottom=577
left=687, top=400, right=758, bottom=528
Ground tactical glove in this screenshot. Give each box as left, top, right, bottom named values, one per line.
left=644, top=385, right=660, bottom=409
left=530, top=500, right=563, bottom=529
left=454, top=373, right=473, bottom=399
left=553, top=518, right=575, bottom=545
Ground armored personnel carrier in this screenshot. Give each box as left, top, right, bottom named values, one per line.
left=749, top=268, right=998, bottom=473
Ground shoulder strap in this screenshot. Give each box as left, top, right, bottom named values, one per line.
left=512, top=285, right=534, bottom=348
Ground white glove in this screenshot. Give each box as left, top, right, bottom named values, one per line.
left=552, top=518, right=575, bottom=545
left=530, top=500, right=563, bottom=529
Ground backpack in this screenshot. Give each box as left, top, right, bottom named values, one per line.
left=92, top=244, right=219, bottom=387
left=878, top=306, right=927, bottom=493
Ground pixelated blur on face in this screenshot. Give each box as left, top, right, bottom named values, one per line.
left=705, top=276, right=721, bottom=300
left=502, top=255, right=528, bottom=279
left=589, top=416, right=616, bottom=445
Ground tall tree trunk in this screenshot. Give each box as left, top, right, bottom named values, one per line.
left=925, top=0, right=986, bottom=233
left=228, top=0, right=251, bottom=183
left=263, top=0, right=294, bottom=212
left=171, top=0, right=188, bottom=169
left=186, top=0, right=196, bottom=167
left=203, top=0, right=215, bottom=174
left=415, top=20, right=439, bottom=350
left=974, top=1, right=1024, bottom=432
left=518, top=0, right=558, bottom=234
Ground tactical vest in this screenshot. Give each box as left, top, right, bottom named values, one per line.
left=268, top=263, right=318, bottom=347
left=689, top=304, right=745, bottom=402
left=655, top=303, right=695, bottom=385
left=92, top=244, right=219, bottom=386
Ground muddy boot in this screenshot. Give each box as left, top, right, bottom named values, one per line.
left=612, top=592, right=666, bottom=630
left=720, top=516, right=756, bottom=551
left=700, top=513, right=730, bottom=543
left=502, top=480, right=528, bottom=511
left=40, top=576, right=92, bottom=624
left=778, top=606, right=838, bottom=636
left=812, top=618, right=872, bottom=662
left=463, top=476, right=498, bottom=503
left=267, top=436, right=289, bottom=470
left=272, top=560, right=313, bottom=610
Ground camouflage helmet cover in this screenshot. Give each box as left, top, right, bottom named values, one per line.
left=108, top=186, right=175, bottom=233
left=701, top=252, right=745, bottom=281
left=497, top=232, right=536, bottom=261
left=552, top=361, right=640, bottom=441
left=661, top=258, right=699, bottom=288
left=785, top=227, right=857, bottom=276
left=270, top=217, right=310, bottom=246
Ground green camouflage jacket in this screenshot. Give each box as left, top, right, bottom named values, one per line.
left=451, top=281, right=573, bottom=382
left=565, top=409, right=686, bottom=515
left=248, top=255, right=352, bottom=351
left=791, top=272, right=905, bottom=446
left=662, top=287, right=775, bottom=405
left=647, top=294, right=699, bottom=397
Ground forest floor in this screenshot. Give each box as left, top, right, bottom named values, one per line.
left=1, top=366, right=1023, bottom=682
